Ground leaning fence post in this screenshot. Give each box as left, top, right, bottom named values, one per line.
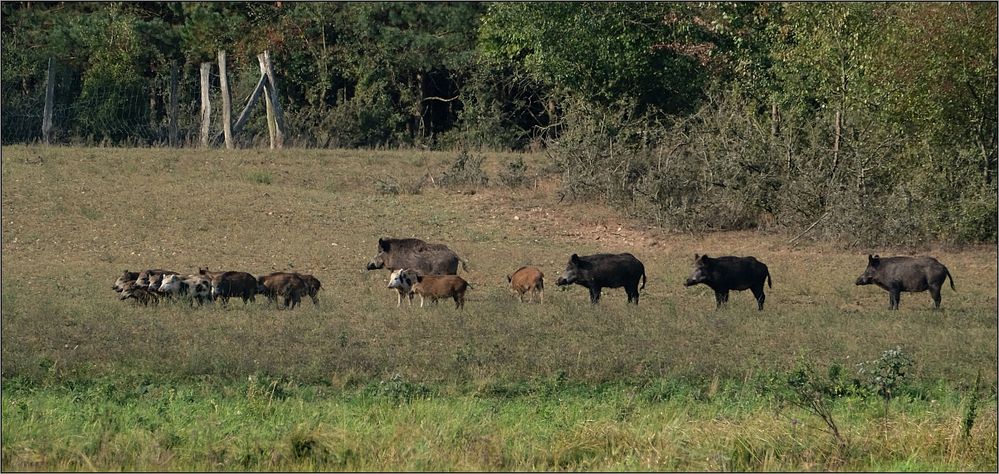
left=42, top=58, right=55, bottom=145
left=258, top=51, right=285, bottom=149
left=199, top=61, right=212, bottom=148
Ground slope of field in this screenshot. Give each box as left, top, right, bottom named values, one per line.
left=1, top=145, right=996, bottom=470
left=2, top=145, right=995, bottom=383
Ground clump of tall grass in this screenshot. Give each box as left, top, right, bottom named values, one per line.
left=247, top=170, right=273, bottom=185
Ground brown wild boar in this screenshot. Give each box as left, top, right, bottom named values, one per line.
left=256, top=272, right=306, bottom=309
left=507, top=266, right=544, bottom=303
left=410, top=274, right=471, bottom=309
left=855, top=255, right=955, bottom=310
left=296, top=273, right=322, bottom=305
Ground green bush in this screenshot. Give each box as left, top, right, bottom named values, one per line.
left=438, top=149, right=489, bottom=188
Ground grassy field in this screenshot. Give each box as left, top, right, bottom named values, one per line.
left=1, top=145, right=997, bottom=470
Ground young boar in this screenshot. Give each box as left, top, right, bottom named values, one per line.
left=684, top=254, right=772, bottom=311
left=112, top=270, right=139, bottom=293
left=387, top=269, right=419, bottom=307
left=855, top=255, right=955, bottom=310
left=410, top=274, right=471, bottom=309
left=256, top=272, right=306, bottom=309
left=297, top=273, right=322, bottom=305
left=135, top=269, right=178, bottom=291
left=119, top=281, right=160, bottom=306
left=507, top=266, right=544, bottom=303
left=158, top=274, right=213, bottom=306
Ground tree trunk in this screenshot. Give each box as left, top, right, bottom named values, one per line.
left=169, top=61, right=179, bottom=147
left=42, top=58, right=54, bottom=145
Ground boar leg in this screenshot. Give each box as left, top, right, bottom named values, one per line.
left=588, top=287, right=602, bottom=304
left=625, top=285, right=640, bottom=305
left=888, top=289, right=901, bottom=310
left=928, top=285, right=942, bottom=309
left=751, top=286, right=766, bottom=311
left=714, top=290, right=729, bottom=309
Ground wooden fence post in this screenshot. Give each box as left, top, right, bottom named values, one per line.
left=218, top=50, right=234, bottom=149
left=42, top=58, right=55, bottom=145
left=258, top=51, right=285, bottom=149
left=199, top=61, right=212, bottom=148
left=169, top=61, right=179, bottom=147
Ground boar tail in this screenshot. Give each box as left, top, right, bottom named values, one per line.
left=641, top=271, right=647, bottom=290
left=946, top=269, right=955, bottom=291
left=767, top=271, right=772, bottom=288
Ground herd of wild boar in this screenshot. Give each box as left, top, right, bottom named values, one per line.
left=113, top=237, right=957, bottom=311
left=113, top=267, right=322, bottom=309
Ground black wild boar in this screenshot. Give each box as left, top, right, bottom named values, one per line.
left=210, top=271, right=258, bottom=304
left=366, top=237, right=468, bottom=275
left=555, top=253, right=647, bottom=305
left=684, top=254, right=772, bottom=310
left=855, top=255, right=955, bottom=310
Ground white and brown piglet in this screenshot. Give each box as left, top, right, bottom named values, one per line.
left=387, top=269, right=419, bottom=307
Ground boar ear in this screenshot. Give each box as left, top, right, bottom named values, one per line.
left=378, top=238, right=390, bottom=251
left=570, top=254, right=580, bottom=263
left=506, top=275, right=511, bottom=282
left=693, top=254, right=699, bottom=261
left=416, top=275, right=423, bottom=282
